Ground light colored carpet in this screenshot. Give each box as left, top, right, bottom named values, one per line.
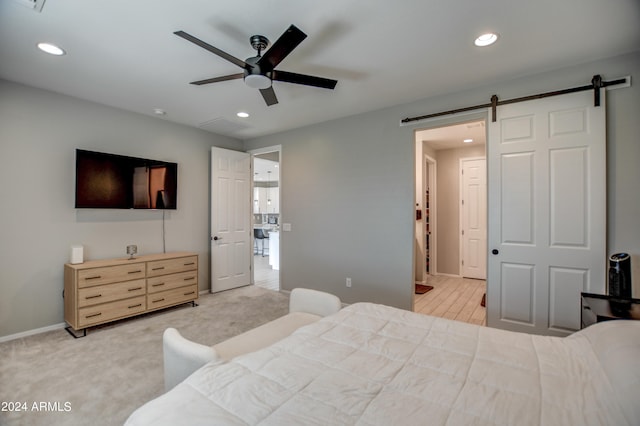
left=0, top=285, right=289, bottom=426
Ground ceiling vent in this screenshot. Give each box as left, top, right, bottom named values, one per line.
left=198, top=117, right=251, bottom=136
left=12, top=0, right=46, bottom=12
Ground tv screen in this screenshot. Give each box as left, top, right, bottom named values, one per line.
left=75, top=149, right=177, bottom=209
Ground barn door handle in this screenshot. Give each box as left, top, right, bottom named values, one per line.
left=491, top=249, right=499, bottom=255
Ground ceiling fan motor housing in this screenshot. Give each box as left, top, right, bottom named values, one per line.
left=243, top=56, right=272, bottom=89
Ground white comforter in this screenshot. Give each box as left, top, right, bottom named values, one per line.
left=127, top=303, right=640, bottom=425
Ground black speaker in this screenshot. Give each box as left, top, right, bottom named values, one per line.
left=608, top=253, right=632, bottom=298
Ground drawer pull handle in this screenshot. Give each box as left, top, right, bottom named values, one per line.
left=184, top=277, right=195, bottom=281
left=86, top=312, right=102, bottom=318
left=85, top=294, right=102, bottom=299
left=152, top=283, right=165, bottom=287
left=128, top=270, right=143, bottom=274
left=184, top=291, right=195, bottom=296
left=152, top=267, right=165, bottom=271
left=85, top=276, right=101, bottom=280
left=128, top=287, right=143, bottom=292
left=128, top=303, right=142, bottom=309
left=153, top=298, right=165, bottom=303
left=184, top=262, right=195, bottom=266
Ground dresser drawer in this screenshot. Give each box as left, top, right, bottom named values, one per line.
left=77, top=279, right=146, bottom=308
left=147, top=271, right=198, bottom=294
left=147, top=285, right=198, bottom=310
left=77, top=296, right=146, bottom=328
left=147, top=256, right=197, bottom=277
left=78, top=263, right=146, bottom=288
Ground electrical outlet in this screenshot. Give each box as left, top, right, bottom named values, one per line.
left=346, top=277, right=352, bottom=288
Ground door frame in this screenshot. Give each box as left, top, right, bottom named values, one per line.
left=248, top=144, right=282, bottom=287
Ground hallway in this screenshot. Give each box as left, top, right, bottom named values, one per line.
left=414, top=275, right=486, bottom=325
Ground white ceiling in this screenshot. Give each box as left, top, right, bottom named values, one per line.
left=1, top=0, right=638, bottom=140
left=418, top=120, right=486, bottom=151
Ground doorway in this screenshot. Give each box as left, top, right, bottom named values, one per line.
left=413, top=119, right=487, bottom=323
left=250, top=145, right=281, bottom=291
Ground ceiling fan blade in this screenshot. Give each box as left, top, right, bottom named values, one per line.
left=174, top=31, right=251, bottom=70
left=190, top=73, right=244, bottom=85
left=257, top=25, right=307, bottom=70
left=273, top=70, right=337, bottom=89
left=259, top=86, right=278, bottom=106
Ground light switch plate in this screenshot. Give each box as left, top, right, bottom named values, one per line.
left=282, top=223, right=292, bottom=232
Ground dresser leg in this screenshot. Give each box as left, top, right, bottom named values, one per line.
left=65, top=326, right=87, bottom=338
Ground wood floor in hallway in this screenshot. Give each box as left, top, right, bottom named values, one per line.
left=414, top=275, right=486, bottom=326
left=254, top=254, right=279, bottom=291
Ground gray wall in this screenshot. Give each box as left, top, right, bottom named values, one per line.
left=244, top=51, right=640, bottom=308
left=0, top=80, right=242, bottom=338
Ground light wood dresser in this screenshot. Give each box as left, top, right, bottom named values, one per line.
left=64, top=252, right=198, bottom=337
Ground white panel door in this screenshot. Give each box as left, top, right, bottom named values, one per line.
left=461, top=158, right=487, bottom=279
left=487, top=91, right=606, bottom=335
left=211, top=147, right=251, bottom=293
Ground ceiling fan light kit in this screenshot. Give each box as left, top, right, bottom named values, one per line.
left=174, top=25, right=338, bottom=106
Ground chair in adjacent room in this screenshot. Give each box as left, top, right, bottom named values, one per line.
left=254, top=228, right=269, bottom=256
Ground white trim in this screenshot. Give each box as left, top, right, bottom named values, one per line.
left=436, top=272, right=463, bottom=278
left=400, top=110, right=487, bottom=128
left=607, top=75, right=631, bottom=90
left=0, top=322, right=66, bottom=343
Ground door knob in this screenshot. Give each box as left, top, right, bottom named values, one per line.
left=212, top=236, right=222, bottom=241
left=492, top=249, right=499, bottom=255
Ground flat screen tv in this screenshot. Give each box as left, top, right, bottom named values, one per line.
left=75, top=149, right=177, bottom=209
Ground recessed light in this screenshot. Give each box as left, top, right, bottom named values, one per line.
left=474, top=33, right=499, bottom=47
left=463, top=139, right=473, bottom=143
left=237, top=112, right=250, bottom=118
left=37, top=42, right=65, bottom=56
left=153, top=108, right=166, bottom=116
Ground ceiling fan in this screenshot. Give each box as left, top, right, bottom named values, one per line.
left=174, top=25, right=338, bottom=106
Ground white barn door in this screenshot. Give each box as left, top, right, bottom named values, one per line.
left=210, top=147, right=251, bottom=293
left=487, top=91, right=606, bottom=335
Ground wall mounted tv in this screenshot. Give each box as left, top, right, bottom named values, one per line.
left=75, top=149, right=177, bottom=209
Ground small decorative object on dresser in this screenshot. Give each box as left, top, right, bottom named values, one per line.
left=63, top=252, right=198, bottom=338
left=69, top=244, right=84, bottom=264
left=126, top=244, right=138, bottom=260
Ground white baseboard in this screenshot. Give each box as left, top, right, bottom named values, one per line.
left=0, top=322, right=66, bottom=343
left=433, top=272, right=462, bottom=278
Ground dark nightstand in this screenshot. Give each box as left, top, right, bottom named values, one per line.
left=581, top=292, right=640, bottom=329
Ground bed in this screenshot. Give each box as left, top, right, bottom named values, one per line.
left=126, top=302, right=640, bottom=425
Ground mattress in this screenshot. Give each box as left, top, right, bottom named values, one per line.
left=126, top=302, right=640, bottom=425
